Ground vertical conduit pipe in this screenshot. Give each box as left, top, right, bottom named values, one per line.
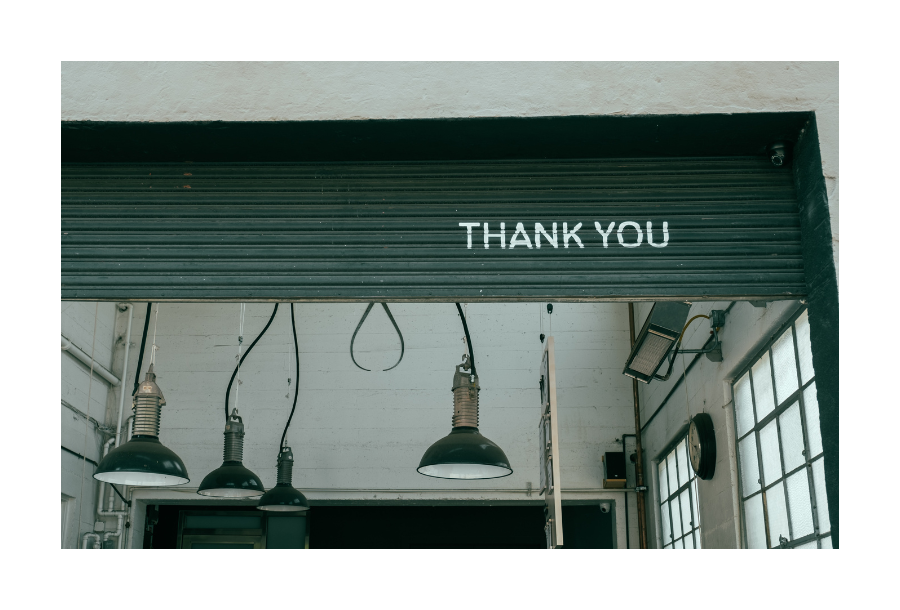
left=114, top=303, right=134, bottom=447
left=628, top=303, right=649, bottom=549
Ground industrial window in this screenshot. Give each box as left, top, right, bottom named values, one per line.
left=657, top=437, right=701, bottom=549
left=732, top=309, right=831, bottom=549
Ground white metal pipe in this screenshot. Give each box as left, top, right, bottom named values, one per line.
left=82, top=532, right=101, bottom=549
left=96, top=439, right=128, bottom=550
left=61, top=335, right=121, bottom=386
left=97, top=439, right=128, bottom=517
left=103, top=515, right=125, bottom=548
left=114, top=303, right=134, bottom=447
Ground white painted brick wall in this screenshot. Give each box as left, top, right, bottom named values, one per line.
left=74, top=302, right=638, bottom=500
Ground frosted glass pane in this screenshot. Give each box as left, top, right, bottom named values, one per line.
left=772, top=327, right=800, bottom=403
left=664, top=543, right=671, bottom=549
left=667, top=451, right=678, bottom=496
left=751, top=352, right=776, bottom=420
left=766, top=482, right=790, bottom=547
left=658, top=460, right=668, bottom=500
left=673, top=538, right=683, bottom=549
left=812, top=458, right=830, bottom=534
left=739, top=435, right=761, bottom=496
left=759, top=419, right=782, bottom=486
left=679, top=489, right=693, bottom=535
left=734, top=372, right=755, bottom=437
left=804, top=383, right=823, bottom=458
left=677, top=439, right=690, bottom=487
left=660, top=501, right=671, bottom=544
left=821, top=535, right=832, bottom=549
left=696, top=528, right=702, bottom=549
left=786, top=470, right=814, bottom=539
left=691, top=479, right=701, bottom=529
left=796, top=310, right=814, bottom=384
left=684, top=533, right=695, bottom=549
left=779, top=401, right=805, bottom=473
left=744, top=495, right=766, bottom=549
left=795, top=540, right=817, bottom=549
left=671, top=493, right=683, bottom=536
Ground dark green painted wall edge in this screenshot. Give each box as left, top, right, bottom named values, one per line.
left=792, top=114, right=839, bottom=549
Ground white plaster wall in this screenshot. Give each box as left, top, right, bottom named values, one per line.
left=636, top=299, right=806, bottom=548
left=60, top=61, right=839, bottom=281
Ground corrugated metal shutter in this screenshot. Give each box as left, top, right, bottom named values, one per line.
left=61, top=158, right=804, bottom=301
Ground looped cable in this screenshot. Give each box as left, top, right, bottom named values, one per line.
left=350, top=303, right=405, bottom=371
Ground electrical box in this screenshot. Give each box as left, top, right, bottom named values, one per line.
left=603, top=452, right=627, bottom=489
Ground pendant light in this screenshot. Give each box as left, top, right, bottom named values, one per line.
left=417, top=304, right=513, bottom=480
left=258, top=303, right=309, bottom=511
left=95, top=305, right=190, bottom=486
left=197, top=304, right=277, bottom=498
left=197, top=408, right=265, bottom=497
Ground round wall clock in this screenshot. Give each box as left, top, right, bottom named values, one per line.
left=688, top=413, right=716, bottom=480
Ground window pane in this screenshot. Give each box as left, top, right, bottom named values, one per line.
left=804, top=383, right=823, bottom=458
left=734, top=372, right=755, bottom=437
left=667, top=451, right=678, bottom=496
left=821, top=535, right=832, bottom=549
left=786, top=469, right=814, bottom=539
left=679, top=489, right=693, bottom=535
left=660, top=500, right=671, bottom=544
left=812, top=457, right=830, bottom=535
left=658, top=460, right=668, bottom=500
left=673, top=537, right=683, bottom=549
left=766, top=482, right=790, bottom=547
left=739, top=435, right=761, bottom=496
left=759, top=418, right=782, bottom=486
left=744, top=495, right=766, bottom=549
left=796, top=310, right=814, bottom=384
left=691, top=478, right=700, bottom=529
left=664, top=543, right=671, bottom=549
left=751, top=352, right=776, bottom=420
left=795, top=540, right=817, bottom=549
left=669, top=496, right=685, bottom=538
left=772, top=327, right=799, bottom=403
left=779, top=401, right=805, bottom=473
left=677, top=439, right=690, bottom=487
left=684, top=533, right=695, bottom=549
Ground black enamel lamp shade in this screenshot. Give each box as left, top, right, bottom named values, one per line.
left=197, top=462, right=266, bottom=498
left=94, top=436, right=190, bottom=486
left=257, top=447, right=309, bottom=511
left=256, top=484, right=310, bottom=512
left=417, top=427, right=513, bottom=480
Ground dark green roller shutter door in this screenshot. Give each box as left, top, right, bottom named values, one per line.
left=61, top=157, right=804, bottom=301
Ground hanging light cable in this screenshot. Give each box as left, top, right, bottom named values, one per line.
left=258, top=304, right=310, bottom=512
left=417, top=303, right=513, bottom=480
left=197, top=304, right=277, bottom=498
left=95, top=304, right=190, bottom=486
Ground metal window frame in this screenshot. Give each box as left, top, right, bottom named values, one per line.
left=657, top=435, right=702, bottom=549
left=731, top=306, right=829, bottom=549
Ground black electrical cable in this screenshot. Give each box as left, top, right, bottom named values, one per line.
left=280, top=303, right=300, bottom=450
left=132, top=302, right=153, bottom=396
left=455, top=303, right=477, bottom=377
left=224, top=303, right=280, bottom=420
left=110, top=483, right=132, bottom=507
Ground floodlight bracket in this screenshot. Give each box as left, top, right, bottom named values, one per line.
left=652, top=311, right=727, bottom=380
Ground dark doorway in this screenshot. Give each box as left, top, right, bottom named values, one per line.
left=146, top=502, right=615, bottom=549
left=309, top=505, right=546, bottom=549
